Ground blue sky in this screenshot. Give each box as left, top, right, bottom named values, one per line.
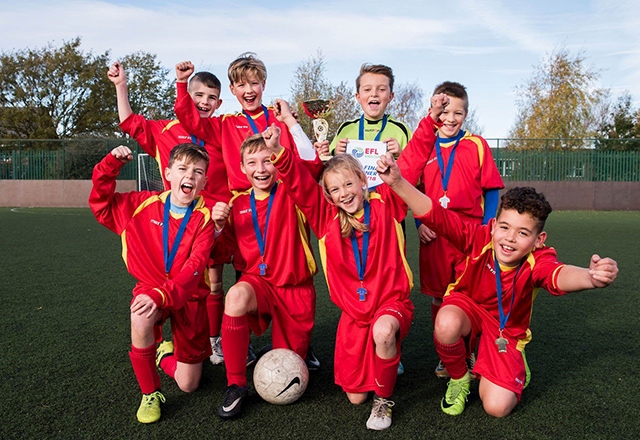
left=1, top=0, right=639, bottom=138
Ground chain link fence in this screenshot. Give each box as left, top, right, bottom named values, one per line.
left=1, top=137, right=639, bottom=182
left=0, top=139, right=141, bottom=180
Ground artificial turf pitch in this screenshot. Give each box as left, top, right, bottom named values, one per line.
left=1, top=208, right=639, bottom=439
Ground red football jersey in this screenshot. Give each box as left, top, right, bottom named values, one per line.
left=418, top=202, right=567, bottom=342
left=89, top=153, right=215, bottom=310
left=420, top=133, right=504, bottom=221
left=120, top=114, right=231, bottom=205
left=272, top=147, right=416, bottom=391
left=226, top=185, right=317, bottom=287
left=174, top=82, right=324, bottom=192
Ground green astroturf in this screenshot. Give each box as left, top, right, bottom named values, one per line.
left=1, top=208, right=639, bottom=439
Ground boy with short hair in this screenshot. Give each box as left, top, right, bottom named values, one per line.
left=174, top=54, right=324, bottom=193
left=174, top=54, right=323, bottom=368
left=210, top=133, right=318, bottom=420
left=415, top=81, right=504, bottom=378
left=321, top=63, right=411, bottom=157
left=376, top=157, right=619, bottom=418
left=89, top=143, right=216, bottom=424
left=108, top=61, right=231, bottom=367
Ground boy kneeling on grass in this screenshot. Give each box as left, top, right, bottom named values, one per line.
left=89, top=144, right=216, bottom=424
left=375, top=153, right=619, bottom=418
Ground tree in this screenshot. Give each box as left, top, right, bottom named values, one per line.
left=0, top=38, right=175, bottom=140
left=116, top=52, right=175, bottom=123
left=289, top=51, right=359, bottom=141
left=328, top=80, right=360, bottom=136
left=387, top=81, right=425, bottom=131
left=508, top=48, right=606, bottom=149
left=0, top=38, right=113, bottom=139
left=596, top=91, right=640, bottom=150
left=289, top=50, right=334, bottom=140
left=462, top=107, right=484, bottom=136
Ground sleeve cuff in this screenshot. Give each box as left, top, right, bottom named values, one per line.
left=270, top=148, right=286, bottom=164
left=151, top=288, right=166, bottom=307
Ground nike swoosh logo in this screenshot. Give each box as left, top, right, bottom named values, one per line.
left=276, top=377, right=301, bottom=397
left=441, top=399, right=455, bottom=409
left=222, top=397, right=242, bottom=412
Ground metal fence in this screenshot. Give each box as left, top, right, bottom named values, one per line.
left=485, top=138, right=640, bottom=182
left=0, top=139, right=140, bottom=180
left=1, top=138, right=639, bottom=182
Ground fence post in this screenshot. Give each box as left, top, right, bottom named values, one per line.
left=16, top=141, right=22, bottom=179
left=545, top=139, right=549, bottom=181
left=62, top=140, right=66, bottom=180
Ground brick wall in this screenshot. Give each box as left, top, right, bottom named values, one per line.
left=0, top=180, right=136, bottom=208
left=0, top=180, right=638, bottom=210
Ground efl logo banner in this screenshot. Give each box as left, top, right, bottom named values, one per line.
left=347, top=140, right=388, bottom=189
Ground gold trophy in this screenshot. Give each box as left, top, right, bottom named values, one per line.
left=303, top=99, right=332, bottom=161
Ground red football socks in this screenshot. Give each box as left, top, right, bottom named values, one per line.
left=159, top=353, right=177, bottom=379
left=373, top=352, right=400, bottom=399
left=129, top=344, right=161, bottom=394
left=207, top=292, right=225, bottom=337
left=434, top=337, right=468, bottom=379
left=221, top=313, right=250, bottom=387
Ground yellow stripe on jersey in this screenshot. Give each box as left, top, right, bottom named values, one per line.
left=159, top=121, right=180, bottom=167
left=122, top=193, right=164, bottom=271
left=443, top=256, right=470, bottom=298
left=132, top=192, right=165, bottom=218
left=444, top=240, right=492, bottom=297
left=161, top=120, right=181, bottom=133
left=230, top=188, right=252, bottom=204
left=121, top=230, right=129, bottom=270
left=193, top=197, right=211, bottom=228
left=318, top=236, right=330, bottom=297
left=464, top=134, right=485, bottom=168
left=516, top=327, right=533, bottom=351
left=394, top=218, right=414, bottom=289
left=438, top=133, right=485, bottom=167
left=167, top=196, right=211, bottom=229
left=295, top=207, right=317, bottom=276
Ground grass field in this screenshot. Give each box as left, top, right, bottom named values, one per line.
left=1, top=207, right=639, bottom=439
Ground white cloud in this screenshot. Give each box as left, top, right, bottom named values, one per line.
left=1, top=0, right=639, bottom=137
left=457, top=0, right=558, bottom=55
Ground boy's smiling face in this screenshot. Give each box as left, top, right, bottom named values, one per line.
left=164, top=157, right=207, bottom=207
left=491, top=208, right=547, bottom=267
left=230, top=73, right=265, bottom=112
left=356, top=72, right=394, bottom=120
left=241, top=148, right=277, bottom=196
left=438, top=96, right=467, bottom=138
left=189, top=81, right=222, bottom=118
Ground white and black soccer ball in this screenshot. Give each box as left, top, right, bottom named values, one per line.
left=253, top=348, right=309, bottom=405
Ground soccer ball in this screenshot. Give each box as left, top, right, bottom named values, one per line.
left=253, top=348, right=309, bottom=405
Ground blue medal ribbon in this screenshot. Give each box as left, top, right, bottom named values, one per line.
left=250, top=183, right=278, bottom=276
left=190, top=134, right=205, bottom=147
left=359, top=114, right=388, bottom=141
left=243, top=105, right=270, bottom=134
left=350, top=200, right=370, bottom=301
left=434, top=129, right=466, bottom=193
left=494, top=254, right=524, bottom=333
left=163, top=195, right=196, bottom=275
